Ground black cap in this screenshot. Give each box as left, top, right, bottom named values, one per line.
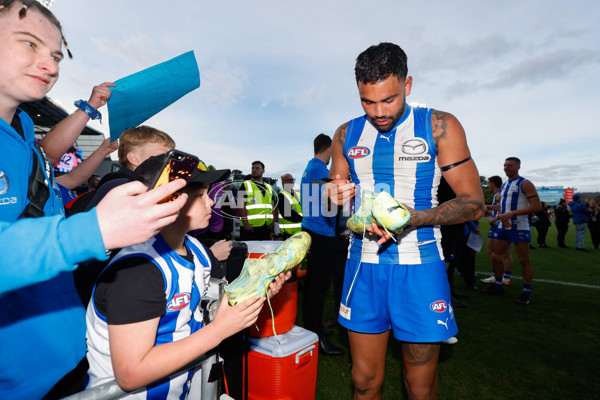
left=187, top=167, right=231, bottom=187
left=131, top=153, right=230, bottom=188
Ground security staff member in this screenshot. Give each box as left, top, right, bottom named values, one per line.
left=239, top=161, right=275, bottom=240
left=276, top=173, right=303, bottom=239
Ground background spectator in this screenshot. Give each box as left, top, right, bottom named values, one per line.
left=554, top=198, right=571, bottom=248
left=569, top=194, right=592, bottom=251
left=588, top=199, right=599, bottom=250
left=533, top=201, right=552, bottom=248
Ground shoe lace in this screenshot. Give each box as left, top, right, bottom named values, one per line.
left=343, top=221, right=366, bottom=308
left=343, top=192, right=399, bottom=309
left=249, top=246, right=281, bottom=344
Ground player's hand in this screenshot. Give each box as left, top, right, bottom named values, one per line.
left=498, top=211, right=513, bottom=221
left=365, top=222, right=394, bottom=246
left=326, top=174, right=356, bottom=206
left=267, top=271, right=291, bottom=299
left=210, top=240, right=233, bottom=261
left=88, top=82, right=116, bottom=109
left=484, top=206, right=493, bottom=217
left=96, top=179, right=187, bottom=250
left=366, top=203, right=415, bottom=246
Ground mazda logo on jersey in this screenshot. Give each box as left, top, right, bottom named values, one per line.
left=430, top=300, right=448, bottom=313
left=401, top=139, right=427, bottom=155
left=347, top=146, right=371, bottom=159
left=167, top=293, right=191, bottom=311
left=399, top=138, right=430, bottom=162
left=0, top=171, right=8, bottom=195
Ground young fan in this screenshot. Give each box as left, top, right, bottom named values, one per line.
left=85, top=154, right=289, bottom=398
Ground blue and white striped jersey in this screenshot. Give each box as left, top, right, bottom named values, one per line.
left=86, top=234, right=212, bottom=399
left=489, top=190, right=501, bottom=228
left=499, top=177, right=531, bottom=230
left=344, top=105, right=444, bottom=265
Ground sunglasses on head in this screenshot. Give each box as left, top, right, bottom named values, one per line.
left=197, top=159, right=209, bottom=172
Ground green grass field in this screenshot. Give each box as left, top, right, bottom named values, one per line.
left=298, top=221, right=600, bottom=399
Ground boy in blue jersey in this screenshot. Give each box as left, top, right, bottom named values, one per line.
left=0, top=2, right=187, bottom=398
left=86, top=154, right=288, bottom=398
left=328, top=43, right=485, bottom=399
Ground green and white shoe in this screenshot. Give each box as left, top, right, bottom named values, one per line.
left=224, top=232, right=311, bottom=306
left=372, top=191, right=411, bottom=234
left=346, top=190, right=376, bottom=234
left=347, top=190, right=411, bottom=236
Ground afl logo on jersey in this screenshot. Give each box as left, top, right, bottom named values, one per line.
left=347, top=146, right=371, bottom=159
left=167, top=293, right=191, bottom=311
left=0, top=171, right=8, bottom=195
left=430, top=300, right=448, bottom=313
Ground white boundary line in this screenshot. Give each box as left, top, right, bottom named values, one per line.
left=476, top=272, right=600, bottom=289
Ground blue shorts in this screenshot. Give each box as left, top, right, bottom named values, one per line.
left=488, top=221, right=500, bottom=239
left=337, top=259, right=457, bottom=342
left=493, top=226, right=531, bottom=242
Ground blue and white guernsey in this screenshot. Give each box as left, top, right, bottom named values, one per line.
left=86, top=234, right=212, bottom=399
left=487, top=190, right=501, bottom=237
left=499, top=177, right=531, bottom=231
left=344, top=105, right=443, bottom=265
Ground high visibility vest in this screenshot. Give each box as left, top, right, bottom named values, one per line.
left=243, top=180, right=274, bottom=227
left=278, top=189, right=303, bottom=235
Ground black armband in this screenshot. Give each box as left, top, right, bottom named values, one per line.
left=440, top=157, right=472, bottom=172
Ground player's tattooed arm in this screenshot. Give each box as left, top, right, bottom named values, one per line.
left=336, top=122, right=348, bottom=147
left=408, top=109, right=485, bottom=227
left=410, top=194, right=484, bottom=226
left=327, top=121, right=355, bottom=205
left=431, top=110, right=451, bottom=148
left=329, top=122, right=350, bottom=181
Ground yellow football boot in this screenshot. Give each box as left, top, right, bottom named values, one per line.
left=372, top=191, right=411, bottom=234
left=224, top=232, right=311, bottom=306
left=346, top=190, right=376, bottom=234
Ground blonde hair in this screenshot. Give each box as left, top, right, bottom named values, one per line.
left=117, top=125, right=175, bottom=167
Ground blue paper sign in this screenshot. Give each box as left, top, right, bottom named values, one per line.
left=108, top=51, right=200, bottom=141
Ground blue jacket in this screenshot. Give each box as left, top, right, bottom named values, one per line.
left=300, top=158, right=335, bottom=237
left=568, top=200, right=591, bottom=224
left=0, top=109, right=108, bottom=399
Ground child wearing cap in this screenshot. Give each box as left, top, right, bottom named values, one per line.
left=85, top=154, right=289, bottom=398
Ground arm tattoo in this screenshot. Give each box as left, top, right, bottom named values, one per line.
left=411, top=194, right=484, bottom=226
left=403, top=343, right=440, bottom=366
left=431, top=110, right=451, bottom=148
left=337, top=122, right=348, bottom=146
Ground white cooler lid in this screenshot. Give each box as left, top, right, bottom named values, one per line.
left=248, top=326, right=318, bottom=358
left=241, top=240, right=281, bottom=255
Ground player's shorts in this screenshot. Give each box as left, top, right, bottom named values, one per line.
left=493, top=226, right=531, bottom=243
left=337, top=259, right=457, bottom=342
left=487, top=220, right=500, bottom=239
